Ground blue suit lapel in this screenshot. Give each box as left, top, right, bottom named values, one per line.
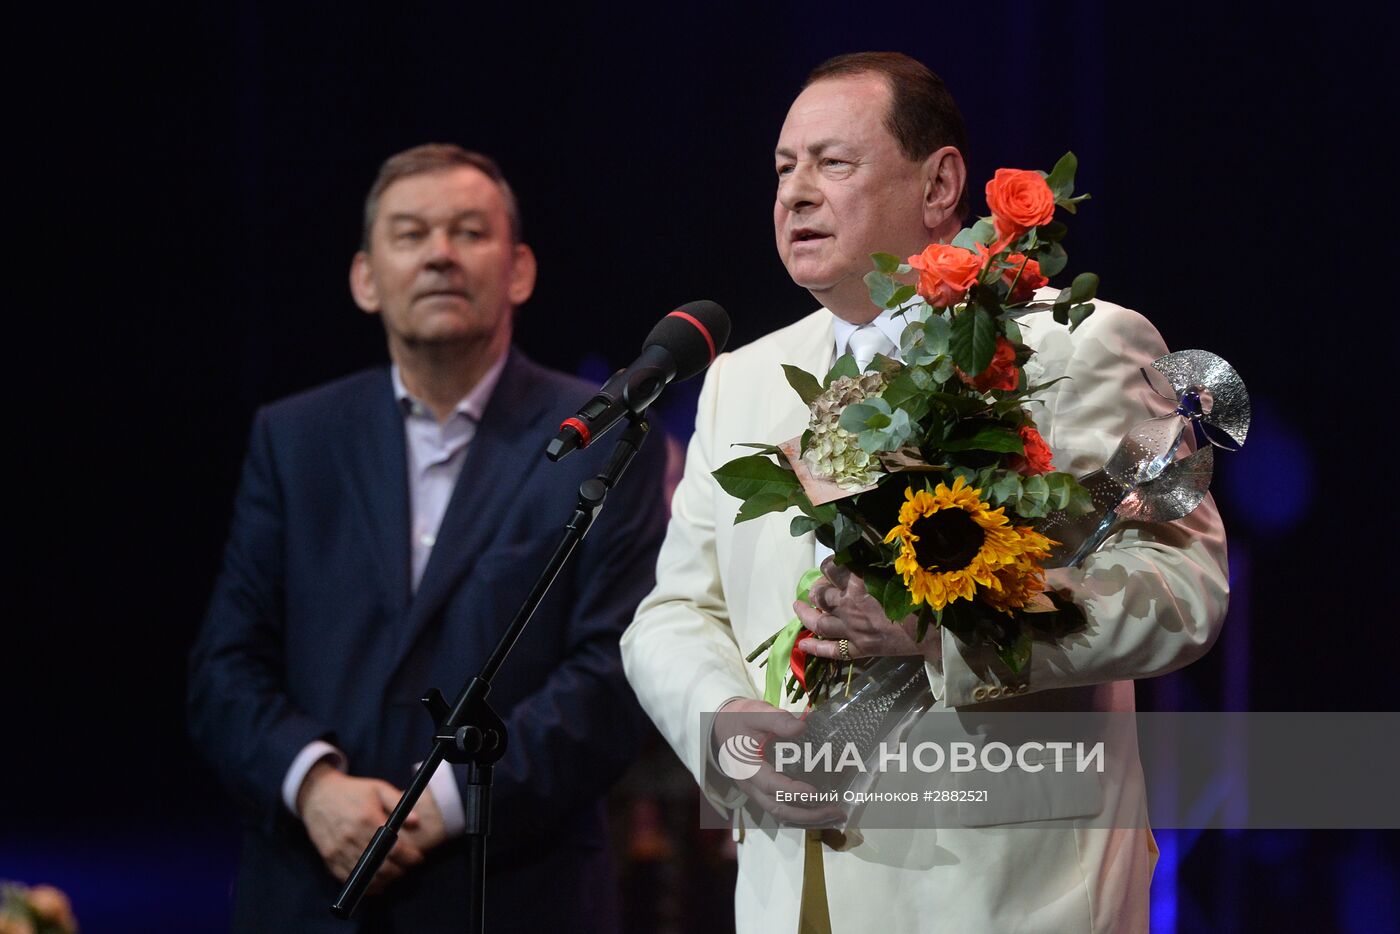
left=388, top=348, right=554, bottom=675
left=343, top=369, right=412, bottom=612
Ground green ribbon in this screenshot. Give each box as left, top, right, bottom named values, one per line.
left=764, top=567, right=824, bottom=706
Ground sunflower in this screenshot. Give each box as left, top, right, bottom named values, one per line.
left=882, top=476, right=1056, bottom=611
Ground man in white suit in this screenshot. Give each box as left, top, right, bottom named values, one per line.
left=620, top=52, right=1228, bottom=933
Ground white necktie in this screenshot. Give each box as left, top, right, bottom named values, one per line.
left=847, top=324, right=896, bottom=371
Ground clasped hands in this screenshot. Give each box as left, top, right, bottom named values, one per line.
left=713, top=558, right=941, bottom=824
left=297, top=760, right=449, bottom=895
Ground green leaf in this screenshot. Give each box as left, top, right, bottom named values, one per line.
left=889, top=284, right=918, bottom=308
left=880, top=576, right=918, bottom=623
left=1069, top=303, right=1096, bottom=332
left=969, top=218, right=997, bottom=245
left=1002, top=317, right=1023, bottom=344
left=730, top=442, right=785, bottom=455
left=824, top=353, right=860, bottom=387
left=949, top=465, right=979, bottom=486
left=951, top=227, right=982, bottom=251
left=1069, top=272, right=1099, bottom=304
left=925, top=390, right=989, bottom=417
left=864, top=269, right=897, bottom=309
left=1058, top=193, right=1092, bottom=214
left=1038, top=220, right=1068, bottom=243
left=1052, top=286, right=1072, bottom=326
left=1039, top=241, right=1068, bottom=278
left=922, top=314, right=951, bottom=356
left=782, top=364, right=823, bottom=406
left=1066, top=482, right=1095, bottom=516
left=1015, top=473, right=1051, bottom=516
left=990, top=375, right=1072, bottom=415
left=797, top=499, right=839, bottom=524
left=928, top=355, right=956, bottom=384
left=940, top=425, right=1024, bottom=454
left=882, top=366, right=932, bottom=406
left=764, top=615, right=806, bottom=706
left=712, top=453, right=801, bottom=501
left=995, top=627, right=1034, bottom=676
left=735, top=490, right=800, bottom=523
left=839, top=399, right=891, bottom=434
left=950, top=308, right=997, bottom=375
left=1044, top=473, right=1072, bottom=511
left=990, top=471, right=1022, bottom=504
left=1044, top=152, right=1078, bottom=200
left=790, top=514, right=821, bottom=536
left=872, top=252, right=904, bottom=275
left=832, top=512, right=860, bottom=552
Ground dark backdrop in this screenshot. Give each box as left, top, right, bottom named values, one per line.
left=5, top=2, right=1396, bottom=931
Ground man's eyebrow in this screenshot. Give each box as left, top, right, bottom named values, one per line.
left=774, top=139, right=849, bottom=159
left=387, top=210, right=489, bottom=224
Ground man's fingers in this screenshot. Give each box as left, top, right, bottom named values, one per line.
left=387, top=836, right=425, bottom=869
left=797, top=636, right=842, bottom=659
left=746, top=784, right=846, bottom=826
left=820, top=556, right=852, bottom=590
left=793, top=600, right=842, bottom=637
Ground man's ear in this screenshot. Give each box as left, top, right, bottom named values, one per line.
left=921, top=145, right=968, bottom=235
left=349, top=251, right=380, bottom=314
left=508, top=242, right=538, bottom=307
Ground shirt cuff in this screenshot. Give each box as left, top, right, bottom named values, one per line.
left=424, top=760, right=466, bottom=838
left=282, top=740, right=347, bottom=817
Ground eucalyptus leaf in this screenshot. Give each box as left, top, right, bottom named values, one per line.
left=872, top=252, right=904, bottom=275
left=889, top=284, right=918, bottom=308
left=839, top=399, right=891, bottom=434
left=1069, top=272, right=1099, bottom=304
left=1069, top=303, right=1096, bottom=332
left=969, top=217, right=997, bottom=244
left=951, top=228, right=982, bottom=251
left=832, top=512, right=860, bottom=552
left=1039, top=241, right=1068, bottom=278
left=1044, top=152, right=1078, bottom=200
left=922, top=314, right=951, bottom=356
left=865, top=269, right=897, bottom=309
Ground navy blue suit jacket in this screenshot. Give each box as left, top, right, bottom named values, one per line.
left=188, top=349, right=667, bottom=932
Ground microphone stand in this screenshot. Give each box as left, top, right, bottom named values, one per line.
left=331, top=412, right=654, bottom=932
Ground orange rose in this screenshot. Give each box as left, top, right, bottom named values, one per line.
left=959, top=335, right=1020, bottom=392
left=1002, top=253, right=1048, bottom=303
left=907, top=242, right=984, bottom=308
left=986, top=168, right=1056, bottom=246
left=1011, top=424, right=1055, bottom=475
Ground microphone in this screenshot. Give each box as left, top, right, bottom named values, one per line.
left=546, top=300, right=730, bottom=461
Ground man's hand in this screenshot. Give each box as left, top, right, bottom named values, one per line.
left=712, top=698, right=846, bottom=825
left=794, top=557, right=943, bottom=663
left=401, top=783, right=448, bottom=855
left=297, top=761, right=427, bottom=894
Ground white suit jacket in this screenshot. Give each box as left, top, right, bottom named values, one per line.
left=621, top=295, right=1229, bottom=933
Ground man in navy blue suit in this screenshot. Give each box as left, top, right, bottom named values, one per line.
left=189, top=144, right=667, bottom=932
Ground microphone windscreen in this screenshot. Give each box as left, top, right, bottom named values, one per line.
left=643, top=300, right=731, bottom=382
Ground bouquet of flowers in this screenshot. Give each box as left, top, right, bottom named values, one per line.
left=0, top=881, right=78, bottom=934
left=714, top=154, right=1101, bottom=707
